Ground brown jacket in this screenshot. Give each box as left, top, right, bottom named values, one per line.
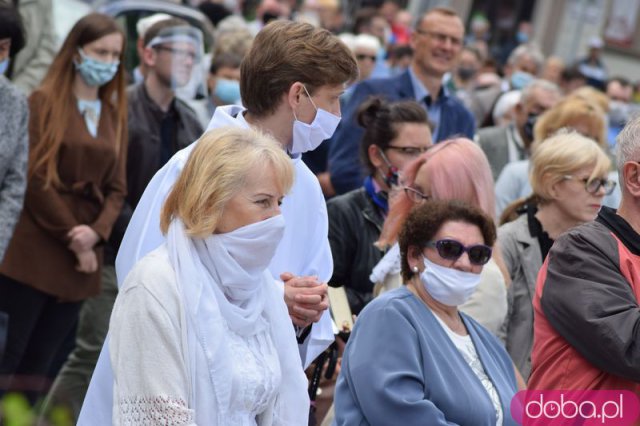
left=1, top=90, right=127, bottom=301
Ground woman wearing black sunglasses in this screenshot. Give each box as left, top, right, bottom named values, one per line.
left=498, top=130, right=612, bottom=381
left=334, top=199, right=523, bottom=426
left=371, top=138, right=509, bottom=336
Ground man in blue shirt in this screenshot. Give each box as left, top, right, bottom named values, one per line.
left=324, top=7, right=475, bottom=196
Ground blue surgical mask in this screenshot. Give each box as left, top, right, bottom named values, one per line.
left=214, top=78, right=241, bottom=104
left=516, top=31, right=529, bottom=44
left=74, top=49, right=119, bottom=87
left=609, top=100, right=630, bottom=127
left=0, top=58, right=10, bottom=75
left=510, top=70, right=534, bottom=90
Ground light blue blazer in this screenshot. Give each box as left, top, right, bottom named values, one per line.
left=333, top=286, right=518, bottom=426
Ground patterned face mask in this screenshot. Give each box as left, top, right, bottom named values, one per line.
left=74, top=49, right=119, bottom=87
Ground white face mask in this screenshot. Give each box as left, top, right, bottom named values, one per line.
left=197, top=215, right=285, bottom=302
left=419, top=256, right=481, bottom=306
left=290, top=85, right=341, bottom=155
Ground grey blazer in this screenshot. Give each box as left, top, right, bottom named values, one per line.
left=497, top=213, right=542, bottom=380
left=0, top=76, right=29, bottom=262
left=475, top=125, right=510, bottom=181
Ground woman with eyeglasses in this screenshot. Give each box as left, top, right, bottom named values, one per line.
left=371, top=138, right=509, bottom=336
left=495, top=95, right=621, bottom=217
left=327, top=97, right=431, bottom=314
left=498, top=130, right=613, bottom=381
left=334, top=199, right=522, bottom=426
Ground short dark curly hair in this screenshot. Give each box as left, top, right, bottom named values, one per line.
left=398, top=200, right=496, bottom=282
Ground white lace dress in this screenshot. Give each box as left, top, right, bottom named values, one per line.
left=109, top=249, right=283, bottom=425
left=226, top=326, right=282, bottom=425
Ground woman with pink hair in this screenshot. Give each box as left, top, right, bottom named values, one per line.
left=371, top=138, right=509, bottom=335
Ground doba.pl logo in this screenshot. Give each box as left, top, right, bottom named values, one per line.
left=511, top=390, right=640, bottom=425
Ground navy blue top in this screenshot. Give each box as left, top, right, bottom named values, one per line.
left=327, top=70, right=475, bottom=195
left=333, top=286, right=518, bottom=426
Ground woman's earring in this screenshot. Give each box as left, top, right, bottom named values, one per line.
left=412, top=265, right=419, bottom=274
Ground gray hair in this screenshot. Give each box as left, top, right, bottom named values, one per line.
left=521, top=79, right=561, bottom=104
left=616, top=116, right=640, bottom=171
left=507, top=43, right=544, bottom=74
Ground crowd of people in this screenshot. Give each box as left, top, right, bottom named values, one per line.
left=0, top=0, right=639, bottom=425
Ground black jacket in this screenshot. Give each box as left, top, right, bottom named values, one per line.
left=327, top=187, right=385, bottom=315
left=105, top=83, right=203, bottom=264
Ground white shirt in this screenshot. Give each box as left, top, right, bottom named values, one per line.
left=431, top=312, right=504, bottom=426
left=110, top=246, right=289, bottom=425
left=78, top=105, right=334, bottom=425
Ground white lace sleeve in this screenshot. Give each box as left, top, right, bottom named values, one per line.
left=369, top=243, right=401, bottom=284
left=109, top=262, right=195, bottom=426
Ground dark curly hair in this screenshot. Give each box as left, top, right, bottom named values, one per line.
left=399, top=199, right=496, bottom=282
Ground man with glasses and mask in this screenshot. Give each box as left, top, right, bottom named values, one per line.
left=325, top=7, right=475, bottom=197
left=529, top=116, right=640, bottom=394
left=78, top=20, right=358, bottom=424
left=475, top=79, right=561, bottom=180
left=42, top=18, right=204, bottom=422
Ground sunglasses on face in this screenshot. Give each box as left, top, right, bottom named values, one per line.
left=425, top=239, right=492, bottom=266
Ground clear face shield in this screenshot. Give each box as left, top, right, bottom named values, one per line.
left=146, top=25, right=206, bottom=99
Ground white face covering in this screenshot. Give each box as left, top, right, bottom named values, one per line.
left=163, top=212, right=310, bottom=423
left=196, top=214, right=285, bottom=304
left=290, top=85, right=341, bottom=155
left=419, top=256, right=481, bottom=306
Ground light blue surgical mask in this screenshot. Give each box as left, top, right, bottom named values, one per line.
left=0, top=58, right=9, bottom=75
left=74, top=49, right=119, bottom=87
left=516, top=31, right=529, bottom=44
left=510, top=70, right=534, bottom=90
left=214, top=78, right=241, bottom=104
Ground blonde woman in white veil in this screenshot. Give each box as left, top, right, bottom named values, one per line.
left=107, top=127, right=309, bottom=424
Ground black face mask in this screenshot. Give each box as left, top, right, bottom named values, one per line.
left=457, top=67, right=477, bottom=82
left=523, top=113, right=538, bottom=141
left=262, top=12, right=280, bottom=25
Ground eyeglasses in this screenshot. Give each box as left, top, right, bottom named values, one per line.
left=386, top=145, right=429, bottom=156
left=355, top=53, right=377, bottom=62
left=562, top=175, right=617, bottom=195
left=404, top=186, right=430, bottom=203
left=414, top=29, right=462, bottom=47
left=154, top=45, right=198, bottom=61
left=426, top=239, right=492, bottom=266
